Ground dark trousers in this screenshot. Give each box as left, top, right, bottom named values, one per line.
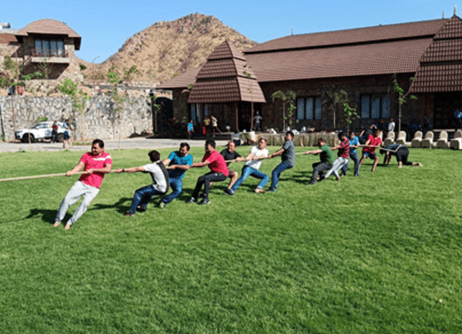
left=192, top=172, right=227, bottom=199
left=129, top=185, right=163, bottom=214
left=341, top=151, right=360, bottom=176
left=396, top=147, right=412, bottom=165
left=310, top=162, right=332, bottom=184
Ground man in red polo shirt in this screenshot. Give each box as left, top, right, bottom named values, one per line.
left=186, top=139, right=229, bottom=205
left=360, top=129, right=382, bottom=172
left=53, top=139, right=112, bottom=230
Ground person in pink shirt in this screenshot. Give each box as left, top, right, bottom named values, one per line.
left=186, top=139, right=229, bottom=205
left=359, top=129, right=382, bottom=172
left=53, top=139, right=112, bottom=230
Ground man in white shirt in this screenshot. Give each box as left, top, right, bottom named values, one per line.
left=388, top=117, right=395, bottom=134
left=116, top=150, right=169, bottom=216
left=224, top=138, right=270, bottom=195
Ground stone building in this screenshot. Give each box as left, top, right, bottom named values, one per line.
left=0, top=19, right=83, bottom=83
left=158, top=14, right=462, bottom=132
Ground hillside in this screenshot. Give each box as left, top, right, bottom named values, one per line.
left=84, top=13, right=257, bottom=83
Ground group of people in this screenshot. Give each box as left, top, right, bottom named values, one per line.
left=53, top=130, right=421, bottom=229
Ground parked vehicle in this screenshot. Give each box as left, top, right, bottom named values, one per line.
left=15, top=121, right=70, bottom=143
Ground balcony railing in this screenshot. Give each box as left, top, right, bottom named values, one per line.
left=31, top=49, right=69, bottom=58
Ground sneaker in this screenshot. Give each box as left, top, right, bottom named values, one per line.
left=199, top=198, right=210, bottom=205
left=159, top=201, right=165, bottom=209
left=267, top=188, right=276, bottom=192
left=224, top=189, right=234, bottom=196
left=255, top=188, right=266, bottom=193
left=186, top=197, right=197, bottom=204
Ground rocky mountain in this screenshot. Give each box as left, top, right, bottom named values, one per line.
left=83, top=13, right=257, bottom=83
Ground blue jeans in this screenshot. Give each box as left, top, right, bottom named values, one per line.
left=342, top=151, right=360, bottom=176
left=129, top=185, right=163, bottom=214
left=231, top=166, right=269, bottom=192
left=270, top=161, right=293, bottom=191
left=161, top=177, right=183, bottom=204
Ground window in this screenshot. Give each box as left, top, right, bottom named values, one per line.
left=190, top=104, right=202, bottom=122
left=34, top=38, right=65, bottom=57
left=361, top=95, right=391, bottom=119
left=296, top=97, right=322, bottom=120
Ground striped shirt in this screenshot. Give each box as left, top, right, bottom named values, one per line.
left=320, top=145, right=335, bottom=165
left=338, top=138, right=350, bottom=158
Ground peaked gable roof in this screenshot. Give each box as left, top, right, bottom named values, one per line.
left=411, top=15, right=462, bottom=93
left=245, top=19, right=447, bottom=54
left=16, top=19, right=81, bottom=49
left=188, top=41, right=266, bottom=104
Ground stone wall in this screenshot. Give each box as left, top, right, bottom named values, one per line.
left=0, top=95, right=153, bottom=140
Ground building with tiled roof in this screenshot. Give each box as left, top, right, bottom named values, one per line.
left=0, top=19, right=83, bottom=84
left=159, top=14, right=462, bottom=132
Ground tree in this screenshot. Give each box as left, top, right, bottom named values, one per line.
left=393, top=74, right=417, bottom=132
left=322, top=89, right=348, bottom=130
left=0, top=55, right=42, bottom=139
left=343, top=103, right=359, bottom=134
left=106, top=65, right=140, bottom=149
left=56, top=78, right=91, bottom=140
left=272, top=90, right=296, bottom=131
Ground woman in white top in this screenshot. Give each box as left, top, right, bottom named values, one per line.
left=225, top=138, right=270, bottom=195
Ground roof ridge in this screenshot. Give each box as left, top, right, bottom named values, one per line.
left=269, top=18, right=447, bottom=42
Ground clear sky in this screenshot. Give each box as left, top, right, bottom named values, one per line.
left=3, top=0, right=459, bottom=63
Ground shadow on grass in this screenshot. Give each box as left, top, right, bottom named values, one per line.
left=92, top=197, right=132, bottom=214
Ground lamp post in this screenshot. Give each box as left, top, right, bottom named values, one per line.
left=92, top=56, right=100, bottom=82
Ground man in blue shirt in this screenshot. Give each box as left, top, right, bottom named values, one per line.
left=341, top=131, right=360, bottom=177
left=454, top=110, right=462, bottom=131
left=159, top=142, right=193, bottom=208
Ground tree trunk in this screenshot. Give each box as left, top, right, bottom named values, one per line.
left=282, top=105, right=286, bottom=131
left=250, top=101, right=254, bottom=131
left=235, top=102, right=239, bottom=131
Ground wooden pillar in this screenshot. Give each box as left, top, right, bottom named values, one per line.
left=235, top=102, right=239, bottom=131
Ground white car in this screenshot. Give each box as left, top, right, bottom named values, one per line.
left=15, top=121, right=70, bottom=143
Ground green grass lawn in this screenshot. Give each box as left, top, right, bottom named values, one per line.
left=0, top=146, right=461, bottom=333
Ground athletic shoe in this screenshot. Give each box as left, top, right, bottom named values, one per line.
left=159, top=201, right=165, bottom=209
left=255, top=188, right=266, bottom=193
left=199, top=198, right=210, bottom=205
left=267, top=188, right=276, bottom=192
left=186, top=197, right=197, bottom=204
left=224, top=189, right=234, bottom=196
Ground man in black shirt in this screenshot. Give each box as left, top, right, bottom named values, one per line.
left=380, top=144, right=422, bottom=168
left=220, top=141, right=245, bottom=192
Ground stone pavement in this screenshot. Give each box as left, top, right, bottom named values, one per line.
left=0, top=137, right=229, bottom=153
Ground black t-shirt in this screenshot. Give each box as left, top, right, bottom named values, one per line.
left=220, top=149, right=241, bottom=166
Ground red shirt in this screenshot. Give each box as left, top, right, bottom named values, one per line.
left=338, top=138, right=350, bottom=158
left=363, top=135, right=382, bottom=154
left=202, top=150, right=229, bottom=176
left=78, top=152, right=113, bottom=188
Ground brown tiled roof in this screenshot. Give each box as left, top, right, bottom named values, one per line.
left=434, top=16, right=462, bottom=39
left=411, top=15, right=462, bottom=93
left=188, top=41, right=266, bottom=103
left=159, top=18, right=450, bottom=89
left=16, top=19, right=81, bottom=49
left=245, top=19, right=447, bottom=54
left=207, top=41, right=246, bottom=61
left=411, top=64, right=462, bottom=92
left=0, top=33, right=18, bottom=44
left=245, top=38, right=432, bottom=82
left=157, top=67, right=201, bottom=89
